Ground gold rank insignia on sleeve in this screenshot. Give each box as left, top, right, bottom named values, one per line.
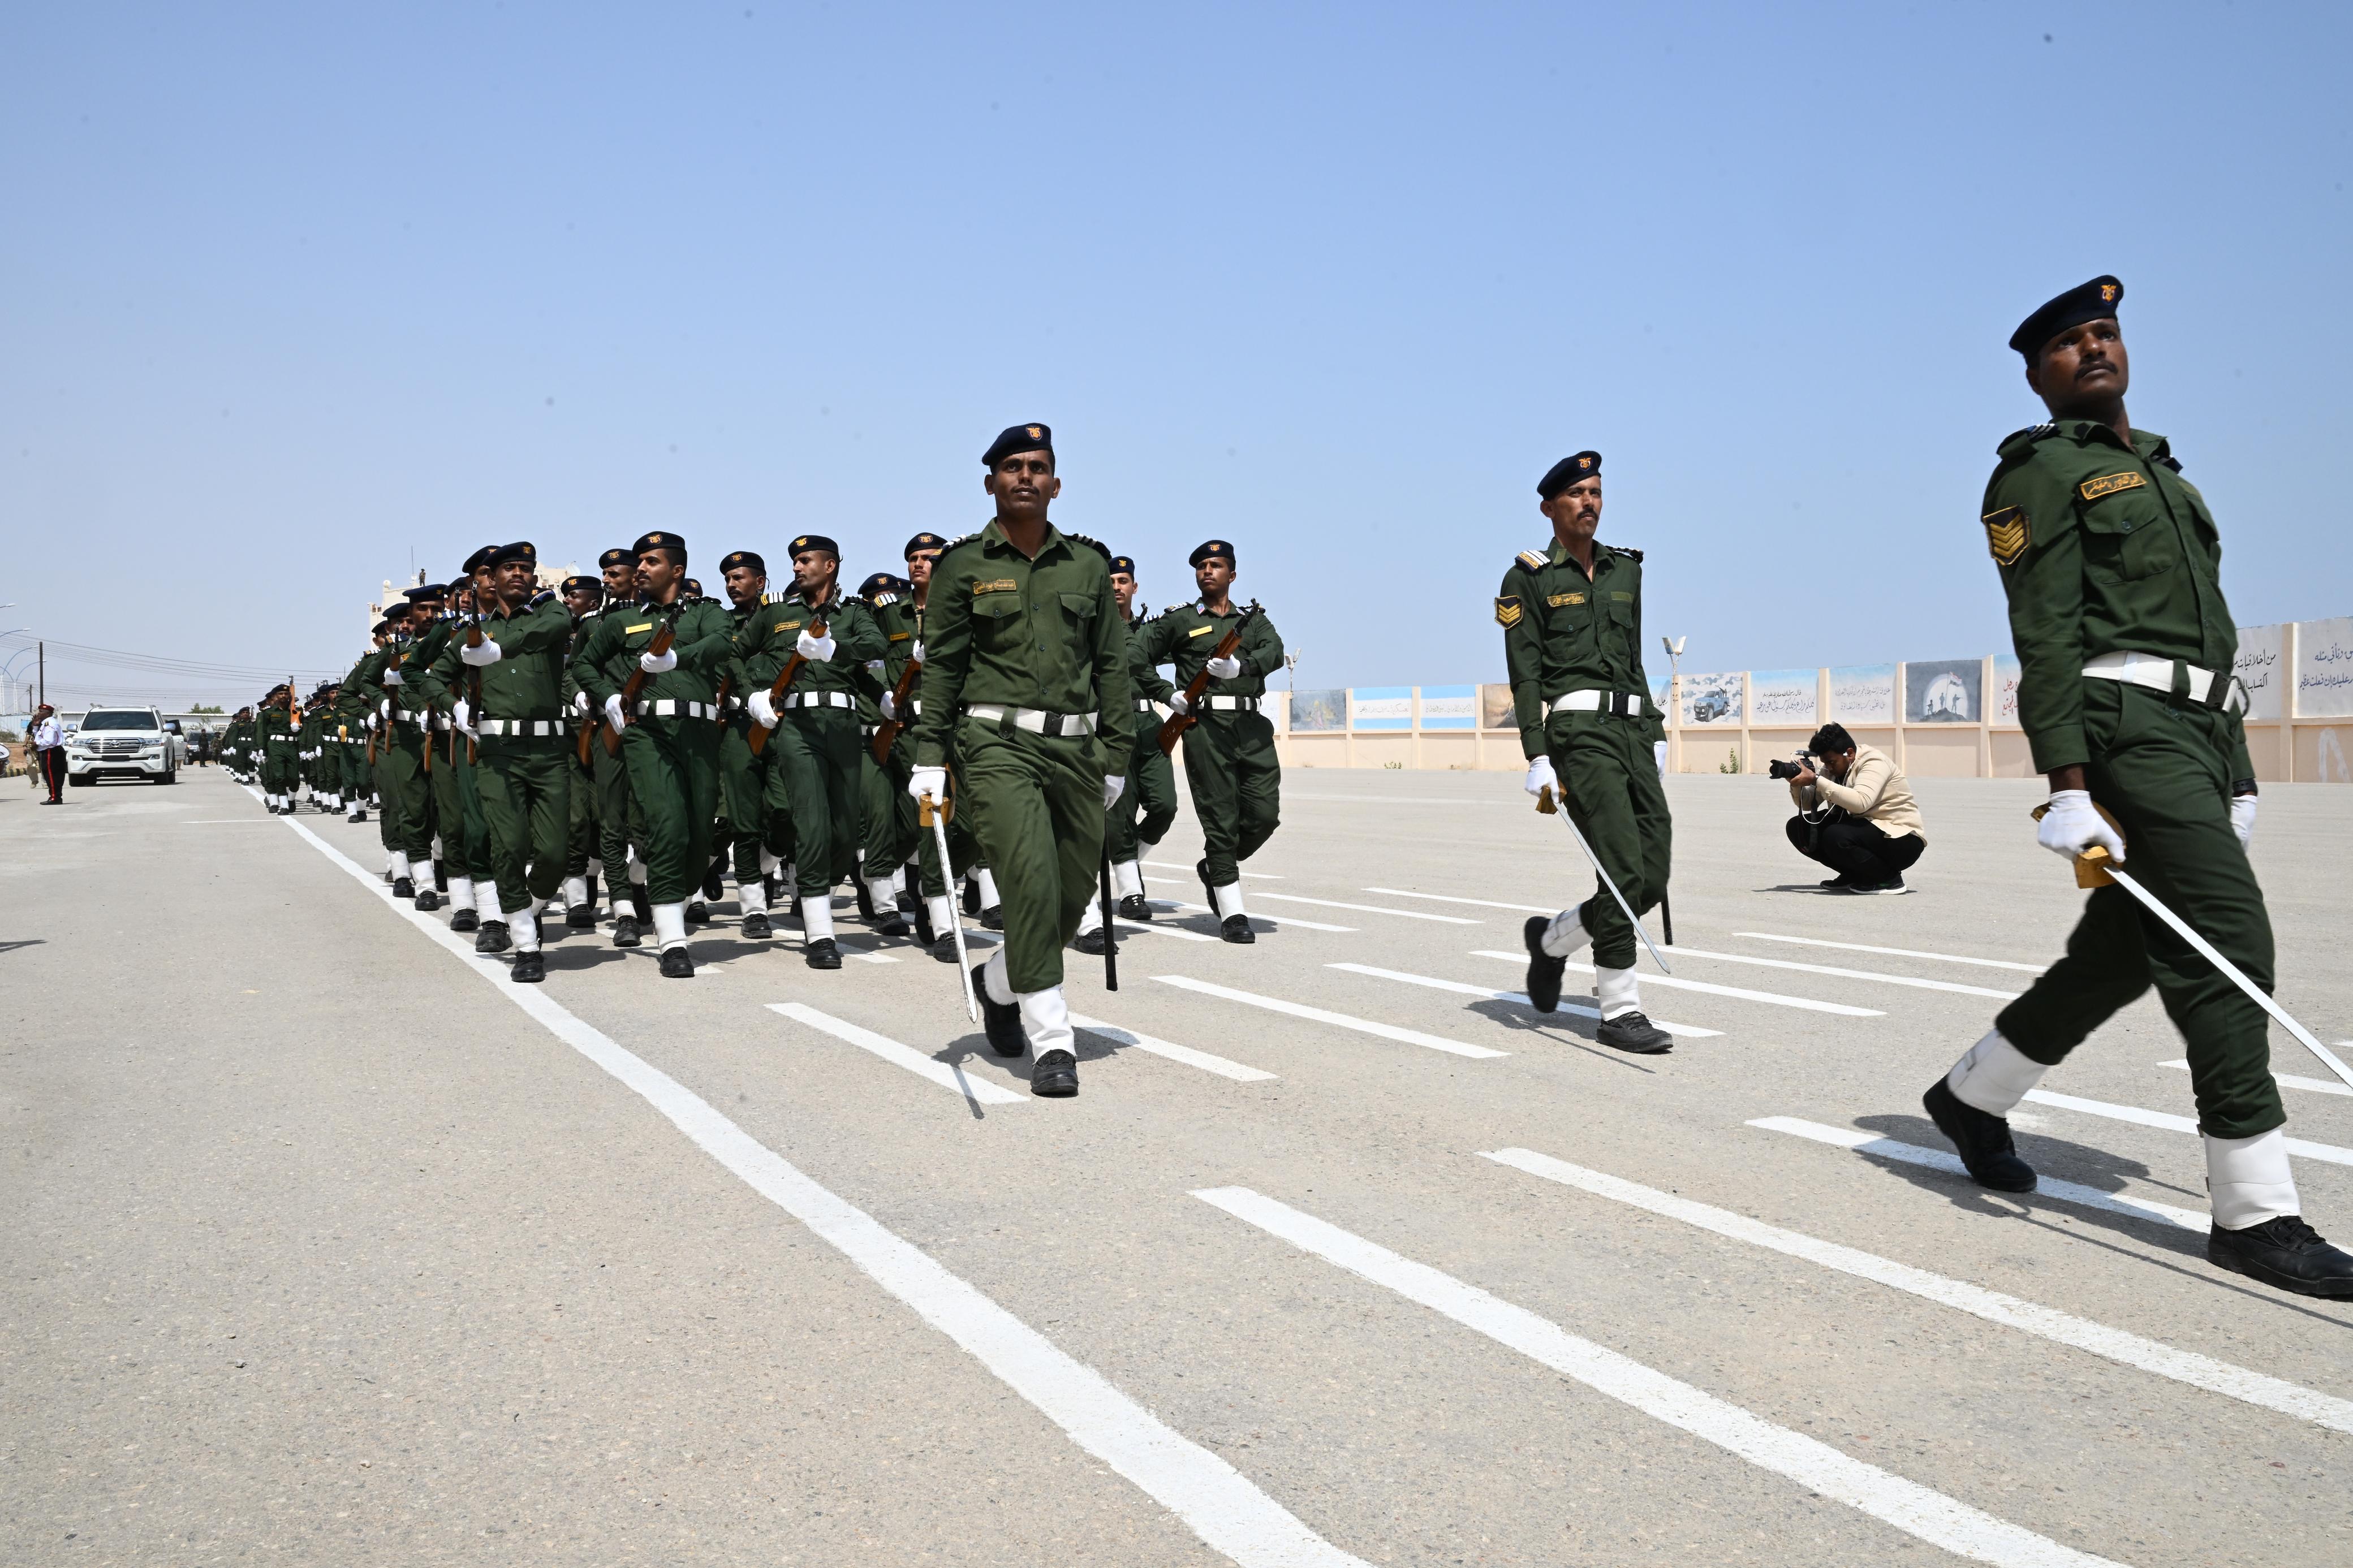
left=2078, top=472, right=2146, bottom=501
left=1983, top=505, right=2029, bottom=565
left=1494, top=595, right=1523, bottom=627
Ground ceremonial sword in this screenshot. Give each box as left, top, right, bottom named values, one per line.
left=922, top=787, right=980, bottom=1023
left=1536, top=785, right=1673, bottom=974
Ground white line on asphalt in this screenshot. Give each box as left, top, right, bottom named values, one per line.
left=1485, top=1147, right=2353, bottom=1436
left=1068, top=1013, right=1278, bottom=1083
left=1248, top=892, right=1481, bottom=925
left=1194, top=1186, right=2128, bottom=1568
left=1155, top=899, right=1355, bottom=934
left=1734, top=932, right=2045, bottom=974
left=183, top=818, right=283, bottom=823
left=1144, top=859, right=1282, bottom=880
left=1364, top=887, right=1554, bottom=914
left=1746, top=1118, right=2207, bottom=1233
left=1279, top=792, right=1520, bottom=807
left=1153, top=974, right=1508, bottom=1059
left=269, top=808, right=1371, bottom=1568
left=1466, top=951, right=1882, bottom=1019
left=1328, top=962, right=1721, bottom=1039
left=2158, top=1059, right=2351, bottom=1098
left=1114, top=918, right=1222, bottom=944
left=2023, top=1091, right=2353, bottom=1168
left=769, top=1003, right=1024, bottom=1104
left=824, top=939, right=901, bottom=965
left=1657, top=944, right=2022, bottom=1000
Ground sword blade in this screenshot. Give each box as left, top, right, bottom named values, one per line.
left=1547, top=792, right=1672, bottom=975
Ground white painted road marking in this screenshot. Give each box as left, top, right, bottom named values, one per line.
left=1069, top=1013, right=1279, bottom=1083
left=2024, top=1090, right=2353, bottom=1168
left=1195, top=1186, right=2129, bottom=1568
left=1734, top=931, right=2045, bottom=974
left=2158, top=1058, right=2351, bottom=1098
left=271, top=810, right=1372, bottom=1568
left=1467, top=950, right=1882, bottom=1019
left=1746, top=1117, right=2207, bottom=1233
left=1486, top=1147, right=2353, bottom=1436
left=1364, top=887, right=1554, bottom=914
left=1153, top=899, right=1356, bottom=934
left=1658, top=944, right=2022, bottom=1001
left=1144, top=859, right=1282, bottom=880
left=1153, top=974, right=1508, bottom=1060
left=825, top=938, right=902, bottom=965
left=1328, top=962, right=1721, bottom=1039
left=769, top=1003, right=1025, bottom=1104
left=1249, top=891, right=1481, bottom=925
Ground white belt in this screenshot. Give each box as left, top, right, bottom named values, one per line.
left=1547, top=689, right=1648, bottom=718
left=479, top=719, right=563, bottom=737
left=965, top=703, right=1098, bottom=737
left=2082, top=651, right=2248, bottom=712
left=1205, top=694, right=1260, bottom=712
left=1135, top=698, right=1157, bottom=712
left=636, top=699, right=717, bottom=719
left=783, top=690, right=855, bottom=710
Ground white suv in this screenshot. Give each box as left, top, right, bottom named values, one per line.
left=68, top=707, right=179, bottom=786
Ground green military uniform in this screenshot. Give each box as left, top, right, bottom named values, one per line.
left=713, top=569, right=783, bottom=928
left=559, top=606, right=601, bottom=912
left=409, top=599, right=481, bottom=918
left=1135, top=579, right=1285, bottom=912
left=256, top=694, right=294, bottom=809
left=1105, top=597, right=1179, bottom=893
left=856, top=576, right=920, bottom=928
left=378, top=612, right=441, bottom=893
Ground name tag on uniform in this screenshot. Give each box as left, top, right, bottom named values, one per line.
left=1187, top=624, right=1217, bottom=637
left=1549, top=592, right=1584, bottom=606
left=2079, top=472, right=2145, bottom=501
left=1610, top=590, right=1633, bottom=602
left=974, top=578, right=1018, bottom=594
left=887, top=630, right=910, bottom=642
left=624, top=623, right=653, bottom=634
left=775, top=619, right=802, bottom=633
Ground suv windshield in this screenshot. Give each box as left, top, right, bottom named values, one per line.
left=80, top=711, right=160, bottom=732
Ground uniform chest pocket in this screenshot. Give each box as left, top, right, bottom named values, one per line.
left=970, top=593, right=1025, bottom=648
left=2079, top=496, right=2179, bottom=585
left=1058, top=591, right=1097, bottom=629
left=1543, top=591, right=1593, bottom=634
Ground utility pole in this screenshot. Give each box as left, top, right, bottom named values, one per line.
left=37, top=641, right=43, bottom=709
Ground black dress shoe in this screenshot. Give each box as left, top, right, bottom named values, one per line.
left=895, top=888, right=918, bottom=915
left=932, top=935, right=960, bottom=964
left=612, top=915, right=642, bottom=948
left=1118, top=893, right=1152, bottom=922
left=855, top=879, right=877, bottom=921
left=1522, top=915, right=1566, bottom=1013
left=511, top=950, right=546, bottom=983
left=980, top=904, right=1005, bottom=931
left=566, top=903, right=596, bottom=928
left=685, top=901, right=710, bottom=925
left=912, top=899, right=937, bottom=947
left=962, top=879, right=981, bottom=915
left=659, top=947, right=695, bottom=978
left=1921, top=1078, right=2037, bottom=1192
left=1032, top=1049, right=1079, bottom=1098
left=743, top=910, right=772, bottom=939
left=805, top=937, right=842, bottom=970
left=413, top=888, right=441, bottom=912
left=1596, top=1011, right=1673, bottom=1053
left=702, top=864, right=725, bottom=901
left=630, top=885, right=653, bottom=926
left=1074, top=928, right=1109, bottom=956
left=477, top=919, right=512, bottom=955
left=2208, top=1216, right=2353, bottom=1297
left=391, top=876, right=416, bottom=900
left=976, top=966, right=1025, bottom=1056
left=350, top=809, right=368, bottom=823
left=1219, top=914, right=1255, bottom=944
left=450, top=908, right=480, bottom=933
left=873, top=912, right=910, bottom=937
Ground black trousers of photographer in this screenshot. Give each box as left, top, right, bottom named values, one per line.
left=1787, top=814, right=1922, bottom=884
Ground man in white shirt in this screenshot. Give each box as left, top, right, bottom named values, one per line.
left=32, top=705, right=67, bottom=804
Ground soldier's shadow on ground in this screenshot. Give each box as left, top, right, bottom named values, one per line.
left=1753, top=883, right=1864, bottom=895
left=930, top=1034, right=1029, bottom=1118
left=1465, top=998, right=1663, bottom=1072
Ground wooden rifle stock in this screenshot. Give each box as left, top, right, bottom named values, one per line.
left=868, top=655, right=923, bottom=764
left=746, top=617, right=827, bottom=758
left=1157, top=601, right=1261, bottom=756
left=602, top=609, right=680, bottom=757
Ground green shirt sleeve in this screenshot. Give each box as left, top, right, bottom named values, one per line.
left=1498, top=563, right=1546, bottom=758
left=1989, top=455, right=2092, bottom=774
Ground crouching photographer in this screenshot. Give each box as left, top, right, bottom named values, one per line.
left=1774, top=722, right=1925, bottom=893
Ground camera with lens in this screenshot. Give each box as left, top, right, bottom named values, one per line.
left=1768, top=750, right=1816, bottom=782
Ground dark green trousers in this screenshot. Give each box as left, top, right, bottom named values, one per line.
left=1180, top=710, right=1281, bottom=885
left=566, top=745, right=597, bottom=876
left=1106, top=711, right=1179, bottom=861
left=592, top=724, right=638, bottom=882
left=371, top=735, right=399, bottom=851
left=1543, top=710, right=1673, bottom=973
left=720, top=718, right=782, bottom=882
left=477, top=737, right=571, bottom=915
left=383, top=731, right=436, bottom=860
left=861, top=732, right=919, bottom=882
left=952, top=718, right=1102, bottom=994
left=766, top=706, right=860, bottom=897
left=263, top=737, right=298, bottom=796
left=1996, top=683, right=2283, bottom=1142
left=623, top=715, right=720, bottom=905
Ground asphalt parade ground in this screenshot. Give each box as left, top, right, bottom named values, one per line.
left=6, top=766, right=2350, bottom=1567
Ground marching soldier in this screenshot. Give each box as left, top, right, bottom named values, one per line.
left=558, top=574, right=606, bottom=925
left=257, top=683, right=297, bottom=813
left=379, top=586, right=445, bottom=906
left=1922, top=277, right=2352, bottom=1296
left=854, top=566, right=917, bottom=939
left=587, top=547, right=653, bottom=943
left=738, top=533, right=885, bottom=969
left=885, top=532, right=988, bottom=959
left=717, top=549, right=785, bottom=938
left=1075, top=553, right=1178, bottom=954
left=572, top=531, right=734, bottom=977
left=1136, top=540, right=1285, bottom=942
left=908, top=422, right=1132, bottom=1096
left=1503, top=451, right=1675, bottom=1054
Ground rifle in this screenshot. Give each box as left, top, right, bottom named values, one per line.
left=603, top=602, right=681, bottom=757
left=1157, top=600, right=1262, bottom=756
left=868, top=653, right=923, bottom=764
left=746, top=616, right=828, bottom=759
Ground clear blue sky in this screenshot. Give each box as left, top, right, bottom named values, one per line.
left=5, top=2, right=2348, bottom=706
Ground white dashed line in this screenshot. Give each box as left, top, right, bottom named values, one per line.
left=2024, top=1090, right=2353, bottom=1167
left=1658, top=944, right=2021, bottom=1000
left=1364, top=887, right=1555, bottom=914
left=1467, top=951, right=1881, bottom=1018
left=1068, top=1013, right=1279, bottom=1082
left=1152, top=975, right=1507, bottom=1059
left=1733, top=932, right=2045, bottom=973
left=769, top=1003, right=1025, bottom=1104
left=1328, top=962, right=1721, bottom=1039
left=2158, top=1059, right=2351, bottom=1098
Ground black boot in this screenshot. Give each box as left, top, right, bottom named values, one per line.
left=391, top=876, right=416, bottom=900
left=702, top=862, right=724, bottom=902
left=980, top=904, right=1004, bottom=932
left=685, top=901, right=710, bottom=925
left=895, top=886, right=917, bottom=915
left=659, top=946, right=694, bottom=978
left=743, top=910, right=772, bottom=939
left=450, top=906, right=480, bottom=933
left=612, top=915, right=643, bottom=948
left=855, top=879, right=877, bottom=922
left=912, top=897, right=937, bottom=948
left=1921, top=1078, right=2037, bottom=1193
left=869, top=890, right=909, bottom=937
left=962, top=878, right=980, bottom=916
left=583, top=871, right=599, bottom=913
left=477, top=919, right=512, bottom=955
left=1219, top=914, right=1255, bottom=945
left=2207, top=1216, right=2353, bottom=1297
left=630, top=883, right=652, bottom=927
left=1596, top=1012, right=1673, bottom=1054
left=1074, top=927, right=1109, bottom=956
left=511, top=949, right=546, bottom=984
left=413, top=887, right=441, bottom=912
left=1522, top=915, right=1566, bottom=1013
left=1118, top=892, right=1152, bottom=922
left=566, top=902, right=596, bottom=928
left=805, top=937, right=842, bottom=970
left=433, top=860, right=449, bottom=892
left=976, top=966, right=1024, bottom=1056
left=1032, top=1049, right=1079, bottom=1098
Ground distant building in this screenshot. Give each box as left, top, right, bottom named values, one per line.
left=365, top=561, right=574, bottom=636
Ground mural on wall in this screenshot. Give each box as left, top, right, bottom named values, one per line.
left=2234, top=624, right=2283, bottom=722
left=1748, top=669, right=1817, bottom=727
left=1680, top=673, right=1743, bottom=727
left=1994, top=655, right=2022, bottom=726
left=1828, top=664, right=1896, bottom=725
left=1480, top=683, right=1515, bottom=730
left=1352, top=686, right=1412, bottom=731
left=2296, top=616, right=2353, bottom=719
left=1903, top=658, right=1981, bottom=724
left=1290, top=688, right=1348, bottom=732
left=1420, top=684, right=1476, bottom=730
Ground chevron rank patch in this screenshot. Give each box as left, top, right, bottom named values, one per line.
left=1494, top=595, right=1523, bottom=628
left=2079, top=472, right=2147, bottom=502
left=1983, top=505, right=2029, bottom=565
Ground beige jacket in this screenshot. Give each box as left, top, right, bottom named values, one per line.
left=1789, top=742, right=1923, bottom=841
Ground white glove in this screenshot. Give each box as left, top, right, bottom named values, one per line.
left=747, top=689, right=780, bottom=729
left=2037, top=788, right=2126, bottom=866
left=2231, top=793, right=2257, bottom=853
left=459, top=637, right=502, bottom=667
left=1205, top=654, right=1242, bottom=680
left=795, top=629, right=836, bottom=662
left=878, top=690, right=898, bottom=721
left=1524, top=755, right=1559, bottom=800
left=364, top=715, right=377, bottom=732
left=603, top=693, right=626, bottom=730
left=911, top=640, right=926, bottom=664
left=381, top=668, right=404, bottom=687
left=907, top=764, right=947, bottom=805
left=572, top=689, right=590, bottom=715
left=379, top=697, right=392, bottom=720
left=1102, top=774, right=1126, bottom=810
left=1167, top=689, right=1192, bottom=715
left=453, top=699, right=474, bottom=735
left=639, top=646, right=677, bottom=674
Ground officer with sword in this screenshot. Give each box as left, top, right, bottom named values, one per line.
left=1923, top=275, right=2352, bottom=1297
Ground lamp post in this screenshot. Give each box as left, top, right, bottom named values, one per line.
left=1660, top=636, right=1686, bottom=774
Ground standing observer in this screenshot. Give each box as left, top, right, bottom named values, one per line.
left=1782, top=722, right=1925, bottom=893
left=32, top=705, right=66, bottom=804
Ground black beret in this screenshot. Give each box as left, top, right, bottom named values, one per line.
left=1538, top=451, right=1602, bottom=500
left=598, top=547, right=635, bottom=570
left=633, top=530, right=686, bottom=563
left=1188, top=539, right=1236, bottom=568
left=719, top=550, right=765, bottom=576
left=485, top=540, right=537, bottom=568
left=982, top=422, right=1053, bottom=468
left=403, top=584, right=446, bottom=604
left=903, top=531, right=950, bottom=559
left=1107, top=555, right=1137, bottom=577
left=683, top=579, right=703, bottom=597
left=561, top=574, right=601, bottom=595
left=372, top=618, right=393, bottom=636
left=2010, top=275, right=2124, bottom=360
left=856, top=571, right=902, bottom=599
left=462, top=544, right=501, bottom=575
left=788, top=534, right=841, bottom=559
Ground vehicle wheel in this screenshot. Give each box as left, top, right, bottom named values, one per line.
left=69, top=774, right=87, bottom=787
left=158, top=768, right=177, bottom=785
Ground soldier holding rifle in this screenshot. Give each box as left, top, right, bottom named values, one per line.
left=558, top=573, right=606, bottom=926
left=1074, top=552, right=1178, bottom=953
left=854, top=565, right=917, bottom=939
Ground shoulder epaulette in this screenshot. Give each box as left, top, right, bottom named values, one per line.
left=941, top=532, right=982, bottom=551
left=762, top=590, right=793, bottom=606
left=1996, top=422, right=2057, bottom=456
left=1064, top=531, right=1113, bottom=563
left=528, top=589, right=555, bottom=607
left=1605, top=545, right=1644, bottom=564
left=872, top=590, right=899, bottom=607
left=1514, top=548, right=1546, bottom=572
left=840, top=594, right=870, bottom=610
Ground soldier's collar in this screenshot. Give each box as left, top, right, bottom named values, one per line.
left=979, top=519, right=1067, bottom=559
